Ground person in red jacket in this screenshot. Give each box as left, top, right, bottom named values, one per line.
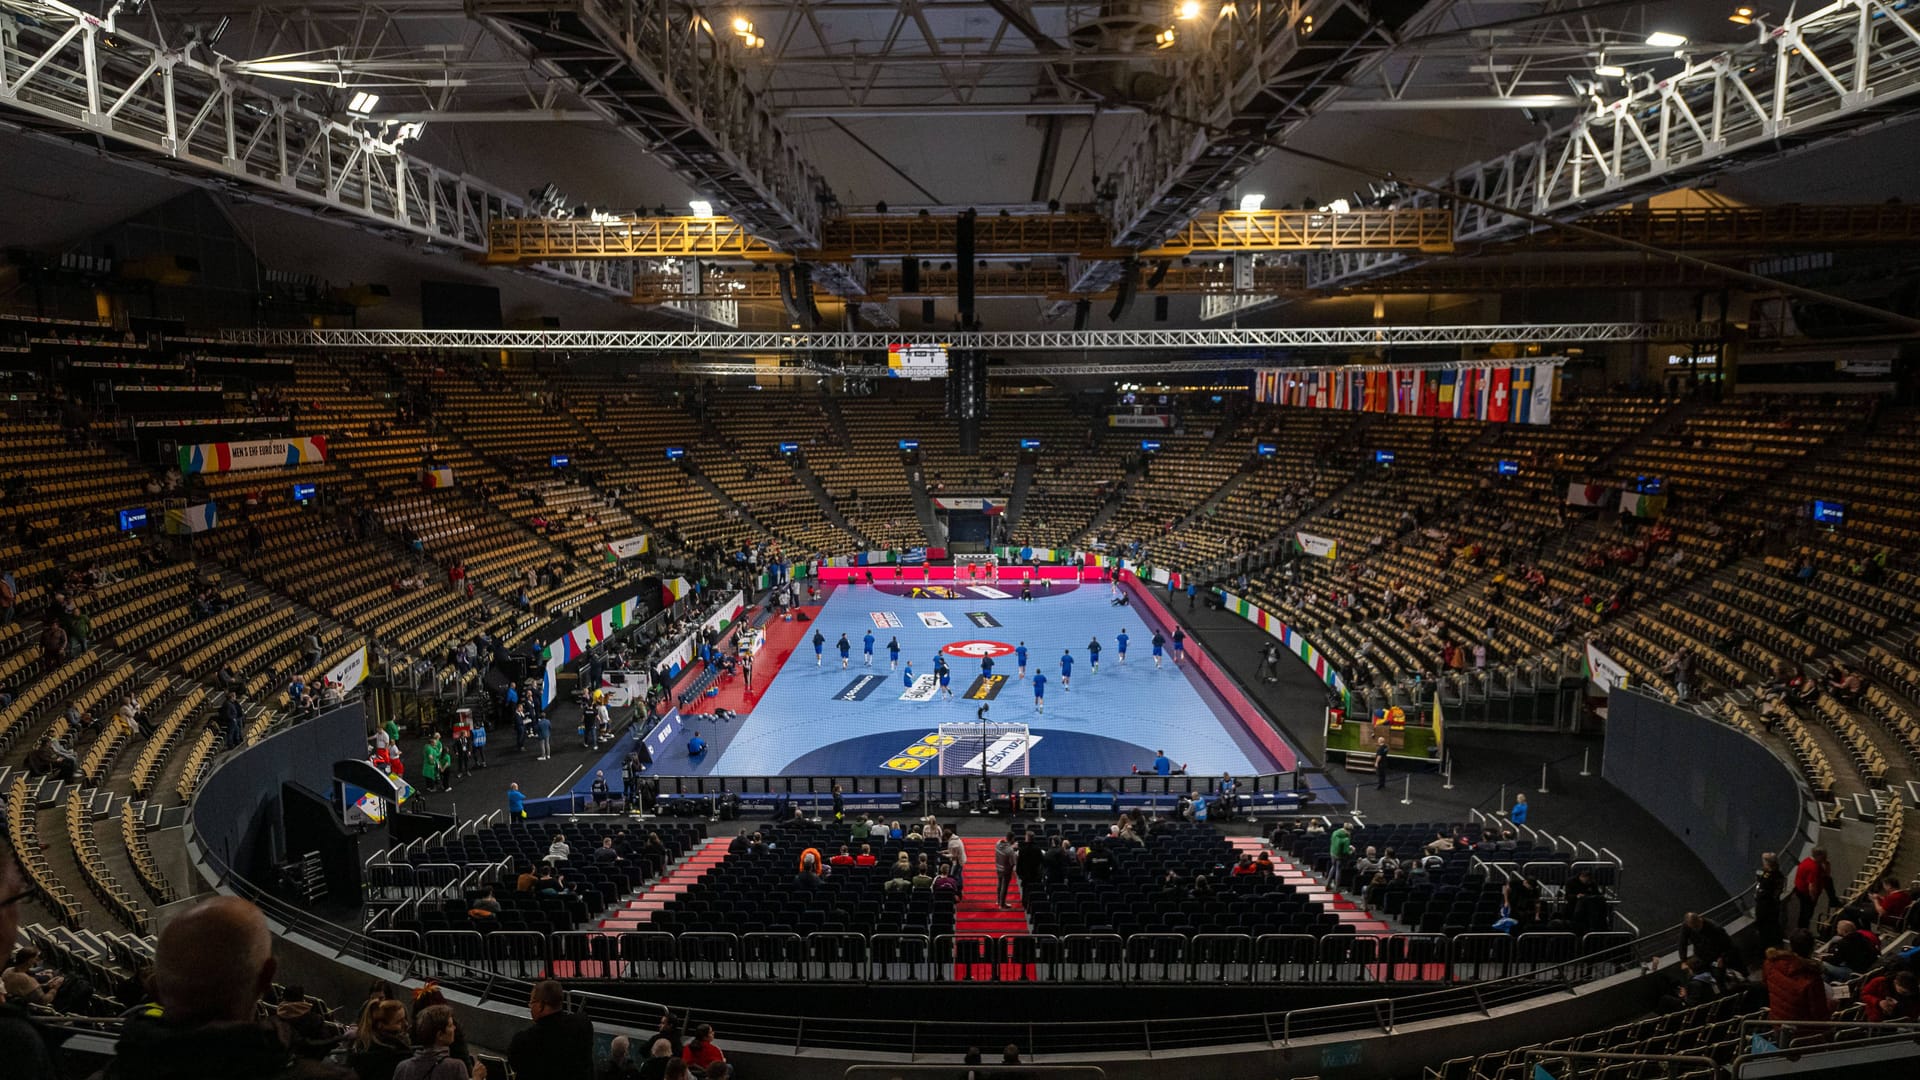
left=1792, top=848, right=1840, bottom=929
left=681, top=1024, right=725, bottom=1072
left=1862, top=970, right=1920, bottom=1021
left=1764, top=931, right=1832, bottom=1040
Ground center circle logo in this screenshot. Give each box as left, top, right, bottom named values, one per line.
left=941, top=639, right=1015, bottom=658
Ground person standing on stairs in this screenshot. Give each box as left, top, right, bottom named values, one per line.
left=994, top=833, right=1018, bottom=910
left=945, top=826, right=967, bottom=887
left=1015, top=829, right=1043, bottom=904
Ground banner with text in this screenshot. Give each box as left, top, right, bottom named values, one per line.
left=326, top=647, right=369, bottom=694
left=178, top=435, right=327, bottom=475
left=1586, top=642, right=1631, bottom=694
left=1296, top=532, right=1339, bottom=559
left=606, top=535, right=651, bottom=559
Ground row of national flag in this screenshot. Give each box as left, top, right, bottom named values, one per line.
left=1252, top=362, right=1558, bottom=425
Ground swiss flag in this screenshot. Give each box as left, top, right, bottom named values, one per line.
left=1488, top=367, right=1513, bottom=423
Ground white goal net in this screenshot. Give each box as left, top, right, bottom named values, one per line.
left=935, top=721, right=1033, bottom=776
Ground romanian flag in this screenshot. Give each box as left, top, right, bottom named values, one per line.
left=1437, top=370, right=1457, bottom=415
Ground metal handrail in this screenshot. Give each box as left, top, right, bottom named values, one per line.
left=179, top=709, right=1757, bottom=1057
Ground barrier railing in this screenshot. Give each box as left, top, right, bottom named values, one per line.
left=182, top=713, right=1757, bottom=1058
left=358, top=925, right=1655, bottom=985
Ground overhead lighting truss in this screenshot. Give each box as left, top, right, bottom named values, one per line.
left=0, top=0, right=626, bottom=296
left=1301, top=0, right=1920, bottom=293
left=220, top=321, right=1711, bottom=353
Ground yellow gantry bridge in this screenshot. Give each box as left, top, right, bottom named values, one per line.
left=486, top=207, right=1459, bottom=265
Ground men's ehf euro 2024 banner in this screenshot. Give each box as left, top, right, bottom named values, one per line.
left=178, top=436, right=327, bottom=474
left=1252, top=362, right=1559, bottom=425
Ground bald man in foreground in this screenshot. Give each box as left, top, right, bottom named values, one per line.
left=99, top=895, right=352, bottom=1080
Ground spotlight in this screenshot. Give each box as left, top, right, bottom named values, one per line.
left=1178, top=0, right=1201, bottom=19
left=1238, top=193, right=1265, bottom=213
left=732, top=16, right=752, bottom=33
left=1154, top=27, right=1176, bottom=48
left=689, top=199, right=714, bottom=217
left=347, top=91, right=380, bottom=115
left=1594, top=62, right=1625, bottom=78
left=1729, top=7, right=1755, bottom=24
left=1645, top=31, right=1687, bottom=48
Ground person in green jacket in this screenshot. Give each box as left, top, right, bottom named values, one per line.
left=421, top=733, right=449, bottom=791
left=1328, top=823, right=1354, bottom=891
left=384, top=716, right=402, bottom=747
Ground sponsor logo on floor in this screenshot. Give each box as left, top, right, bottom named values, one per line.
left=963, top=673, right=1008, bottom=701
left=916, top=611, right=953, bottom=629
left=959, top=732, right=1043, bottom=774
left=832, top=674, right=886, bottom=702
left=941, top=639, right=1015, bottom=659
left=881, top=732, right=957, bottom=772
left=899, top=674, right=939, bottom=702
left=909, top=585, right=961, bottom=599
left=967, top=585, right=1013, bottom=600
left=964, top=611, right=1001, bottom=628
left=869, top=611, right=902, bottom=628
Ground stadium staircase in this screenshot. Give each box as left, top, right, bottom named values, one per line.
left=596, top=837, right=731, bottom=932
left=680, top=460, right=778, bottom=541
left=1004, top=455, right=1037, bottom=532
left=1225, top=837, right=1393, bottom=936
left=1069, top=469, right=1137, bottom=546
left=791, top=453, right=870, bottom=546
left=953, top=837, right=1034, bottom=980
left=906, top=456, right=943, bottom=547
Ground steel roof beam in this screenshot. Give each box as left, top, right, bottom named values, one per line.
left=220, top=320, right=1710, bottom=352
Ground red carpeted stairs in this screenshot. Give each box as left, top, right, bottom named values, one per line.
left=599, top=837, right=731, bottom=932
left=951, top=837, right=1035, bottom=981
left=1227, top=836, right=1443, bottom=980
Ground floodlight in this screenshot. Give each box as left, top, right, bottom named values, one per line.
left=1645, top=31, right=1687, bottom=48
left=1238, top=193, right=1265, bottom=213
left=689, top=200, right=714, bottom=217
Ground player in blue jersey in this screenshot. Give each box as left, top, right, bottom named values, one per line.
left=903, top=659, right=915, bottom=687
left=1015, top=641, right=1028, bottom=679
left=939, top=666, right=953, bottom=700
left=1151, top=631, right=1166, bottom=668
left=1060, top=648, right=1073, bottom=690
left=1032, top=671, right=1046, bottom=713
left=888, top=636, right=900, bottom=670
left=837, top=633, right=851, bottom=670
left=1115, top=628, right=1129, bottom=664
left=1087, top=637, right=1102, bottom=674
left=982, top=654, right=995, bottom=679
left=863, top=630, right=875, bottom=666
left=813, top=628, right=826, bottom=666
left=1171, top=627, right=1186, bottom=661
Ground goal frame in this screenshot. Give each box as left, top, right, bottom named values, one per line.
left=935, top=721, right=1033, bottom=776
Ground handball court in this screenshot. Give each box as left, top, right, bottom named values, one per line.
left=662, top=570, right=1299, bottom=780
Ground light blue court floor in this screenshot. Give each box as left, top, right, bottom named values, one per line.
left=682, top=582, right=1292, bottom=778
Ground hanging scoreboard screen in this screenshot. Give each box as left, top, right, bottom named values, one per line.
left=887, top=343, right=949, bottom=380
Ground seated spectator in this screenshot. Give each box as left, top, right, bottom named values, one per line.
left=854, top=844, right=877, bottom=867
left=1862, top=969, right=1920, bottom=1022
left=1870, top=875, right=1912, bottom=927
left=828, top=845, right=856, bottom=869
left=545, top=834, right=570, bottom=864
left=1817, top=919, right=1877, bottom=981
left=97, top=895, right=356, bottom=1080
left=395, top=1005, right=482, bottom=1080
left=634, top=1039, right=674, bottom=1080
left=348, top=999, right=411, bottom=1080
left=680, top=1025, right=724, bottom=1073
